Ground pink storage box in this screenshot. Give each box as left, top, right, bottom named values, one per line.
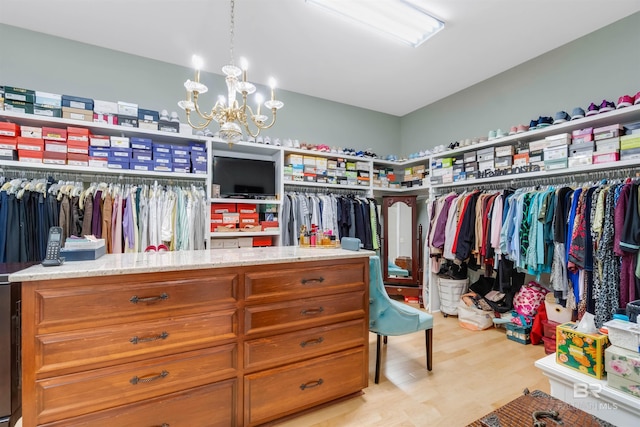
left=594, top=124, right=624, bottom=140
left=572, top=134, right=594, bottom=144
left=572, top=127, right=593, bottom=137
left=593, top=152, right=619, bottom=164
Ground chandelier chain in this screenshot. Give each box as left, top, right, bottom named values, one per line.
left=229, top=0, right=235, bottom=66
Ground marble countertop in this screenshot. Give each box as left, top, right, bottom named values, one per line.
left=9, top=247, right=373, bottom=282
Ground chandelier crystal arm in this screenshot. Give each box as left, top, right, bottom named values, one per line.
left=185, top=110, right=214, bottom=130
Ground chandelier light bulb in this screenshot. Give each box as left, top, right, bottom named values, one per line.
left=268, top=77, right=277, bottom=89
left=191, top=54, right=204, bottom=70
left=218, top=95, right=226, bottom=106
left=240, top=57, right=249, bottom=71
left=255, top=93, right=263, bottom=115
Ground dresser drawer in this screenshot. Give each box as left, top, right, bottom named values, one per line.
left=34, top=345, right=237, bottom=424
left=36, top=310, right=238, bottom=377
left=244, top=319, right=366, bottom=372
left=245, top=260, right=365, bottom=302
left=244, top=291, right=365, bottom=336
left=245, top=347, right=367, bottom=426
left=33, top=270, right=238, bottom=332
left=42, top=380, right=237, bottom=427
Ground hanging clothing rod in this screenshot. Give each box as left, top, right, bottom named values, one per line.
left=433, top=166, right=640, bottom=195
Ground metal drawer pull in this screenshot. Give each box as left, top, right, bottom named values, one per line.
left=300, top=378, right=324, bottom=390
left=301, top=277, right=324, bottom=284
left=130, top=332, right=169, bottom=345
left=130, top=293, right=169, bottom=304
left=300, top=307, right=324, bottom=315
left=130, top=370, right=169, bottom=385
left=300, top=337, right=324, bottom=347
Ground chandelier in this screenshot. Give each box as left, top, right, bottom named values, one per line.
left=178, top=0, right=284, bottom=144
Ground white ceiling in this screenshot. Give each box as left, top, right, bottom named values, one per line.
left=2, top=0, right=640, bottom=116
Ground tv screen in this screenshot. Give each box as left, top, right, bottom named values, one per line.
left=213, top=157, right=276, bottom=198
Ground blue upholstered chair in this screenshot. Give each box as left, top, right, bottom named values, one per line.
left=369, top=255, right=434, bottom=383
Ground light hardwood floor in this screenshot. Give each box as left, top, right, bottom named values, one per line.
left=276, top=312, right=550, bottom=427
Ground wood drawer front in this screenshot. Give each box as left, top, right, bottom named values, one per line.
left=36, top=310, right=238, bottom=377
left=34, top=345, right=237, bottom=425
left=244, top=319, right=366, bottom=372
left=244, top=291, right=365, bottom=336
left=245, top=261, right=365, bottom=301
left=245, top=347, right=367, bottom=426
left=34, top=273, right=238, bottom=332
left=41, top=380, right=237, bottom=427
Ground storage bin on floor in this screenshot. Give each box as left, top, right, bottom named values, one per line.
left=437, top=277, right=469, bottom=317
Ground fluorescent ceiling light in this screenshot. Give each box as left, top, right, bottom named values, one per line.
left=306, top=0, right=444, bottom=47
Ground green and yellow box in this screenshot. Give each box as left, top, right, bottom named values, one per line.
left=556, top=322, right=609, bottom=379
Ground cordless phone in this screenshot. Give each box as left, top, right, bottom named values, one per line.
left=42, top=226, right=64, bottom=267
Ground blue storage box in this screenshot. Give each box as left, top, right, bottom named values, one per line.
left=154, top=156, right=171, bottom=165
left=172, top=156, right=190, bottom=165
left=173, top=163, right=190, bottom=173
left=107, top=158, right=130, bottom=169
left=137, top=108, right=159, bottom=122
left=172, top=146, right=189, bottom=157
left=132, top=150, right=153, bottom=161
left=130, top=137, right=152, bottom=150
left=109, top=147, right=132, bottom=159
left=61, top=244, right=106, bottom=261
left=62, top=94, right=94, bottom=111
left=153, top=161, right=172, bottom=172
left=130, top=159, right=154, bottom=171
left=191, top=152, right=207, bottom=162
left=89, top=147, right=110, bottom=158
left=189, top=142, right=206, bottom=152
left=153, top=143, right=172, bottom=154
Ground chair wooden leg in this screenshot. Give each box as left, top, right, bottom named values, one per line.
left=383, top=335, right=388, bottom=345
left=425, top=329, right=433, bottom=371
left=375, top=334, right=382, bottom=384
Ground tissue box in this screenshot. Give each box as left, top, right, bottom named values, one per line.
left=603, top=319, right=640, bottom=353
left=606, top=372, right=640, bottom=399
left=556, top=322, right=609, bottom=379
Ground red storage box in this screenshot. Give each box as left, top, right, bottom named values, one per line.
left=17, top=137, right=44, bottom=151
left=67, top=140, right=89, bottom=154
left=211, top=203, right=236, bottom=214
left=67, top=153, right=89, bottom=166
left=253, top=236, right=272, bottom=247
left=542, top=336, right=556, bottom=355
left=45, top=141, right=67, bottom=153
left=42, top=127, right=67, bottom=141
left=0, top=122, right=19, bottom=137
left=239, top=213, right=259, bottom=225
left=67, top=126, right=90, bottom=142
left=0, top=136, right=17, bottom=149
left=211, top=213, right=224, bottom=223
left=43, top=151, right=67, bottom=165
left=236, top=203, right=257, bottom=213
left=18, top=150, right=43, bottom=163
left=542, top=319, right=560, bottom=339
left=261, top=221, right=279, bottom=231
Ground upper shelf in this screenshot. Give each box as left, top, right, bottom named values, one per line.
left=431, top=104, right=640, bottom=159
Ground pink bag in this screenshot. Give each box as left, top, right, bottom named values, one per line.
left=511, top=281, right=549, bottom=326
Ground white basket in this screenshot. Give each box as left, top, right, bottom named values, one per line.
left=604, top=319, right=640, bottom=353
left=437, top=277, right=469, bottom=316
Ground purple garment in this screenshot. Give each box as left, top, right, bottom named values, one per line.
left=122, top=193, right=135, bottom=249
left=431, top=194, right=457, bottom=250
left=614, top=184, right=633, bottom=307
left=92, top=190, right=102, bottom=238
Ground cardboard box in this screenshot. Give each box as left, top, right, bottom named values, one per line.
left=67, top=126, right=89, bottom=141
left=88, top=157, right=108, bottom=168
left=556, top=322, right=609, bottom=379
left=568, top=155, right=593, bottom=168
left=90, top=135, right=111, bottom=147
left=62, top=107, right=93, bottom=122
left=117, top=101, right=138, bottom=116
left=93, top=99, right=118, bottom=115
left=67, top=153, right=89, bottom=166
left=593, top=152, right=619, bottom=164
left=109, top=147, right=132, bottom=159
left=118, top=115, right=138, bottom=128
left=495, top=145, right=514, bottom=157
left=0, top=148, right=17, bottom=161
left=620, top=136, right=640, bottom=151
left=236, top=203, right=257, bottom=214
left=20, top=126, right=42, bottom=139
left=253, top=236, right=272, bottom=247
left=0, top=137, right=17, bottom=150
left=110, top=136, right=130, bottom=148
left=45, top=141, right=67, bottom=153
left=18, top=150, right=43, bottom=163
left=138, top=108, right=159, bottom=122
left=594, top=124, right=623, bottom=140
left=130, top=160, right=154, bottom=171
left=211, top=203, right=236, bottom=214
left=35, top=91, right=62, bottom=107
left=543, top=145, right=568, bottom=160
left=544, top=158, right=567, bottom=170
left=89, top=147, right=110, bottom=158
left=621, top=147, right=640, bottom=161
left=158, top=120, right=179, bottom=133
left=138, top=121, right=158, bottom=131
left=43, top=151, right=67, bottom=165
left=572, top=127, right=593, bottom=137
left=93, top=113, right=118, bottom=125
left=596, top=138, right=620, bottom=153
left=107, top=158, right=130, bottom=169
left=17, top=137, right=44, bottom=151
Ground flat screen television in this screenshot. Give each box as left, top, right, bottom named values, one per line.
left=213, top=156, right=276, bottom=198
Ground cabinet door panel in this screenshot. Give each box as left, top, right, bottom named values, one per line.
left=34, top=271, right=238, bottom=332
left=244, top=292, right=365, bottom=336
left=244, top=318, right=366, bottom=371
left=36, top=310, right=238, bottom=377
left=245, top=347, right=367, bottom=426
left=41, top=380, right=237, bottom=427
left=35, top=345, right=237, bottom=425
left=245, top=261, right=365, bottom=302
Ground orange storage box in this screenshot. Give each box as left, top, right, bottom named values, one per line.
left=18, top=150, right=43, bottom=163
left=42, top=127, right=67, bottom=141
left=239, top=213, right=259, bottom=225
left=0, top=136, right=17, bottom=149
left=253, top=236, right=272, bottom=247
left=66, top=126, right=90, bottom=141
left=17, top=137, right=44, bottom=151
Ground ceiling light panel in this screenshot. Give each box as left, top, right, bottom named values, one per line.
left=306, top=0, right=444, bottom=47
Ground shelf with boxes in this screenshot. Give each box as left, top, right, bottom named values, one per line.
left=282, top=148, right=373, bottom=189
left=0, top=110, right=209, bottom=176
left=209, top=201, right=280, bottom=248
left=372, top=158, right=430, bottom=192
left=429, top=103, right=640, bottom=188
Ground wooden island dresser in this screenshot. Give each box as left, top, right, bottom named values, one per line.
left=9, top=247, right=371, bottom=427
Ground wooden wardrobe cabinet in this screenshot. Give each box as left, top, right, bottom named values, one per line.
left=19, top=255, right=369, bottom=426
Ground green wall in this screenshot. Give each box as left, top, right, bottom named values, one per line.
left=401, top=12, right=640, bottom=154
left=0, top=23, right=400, bottom=156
